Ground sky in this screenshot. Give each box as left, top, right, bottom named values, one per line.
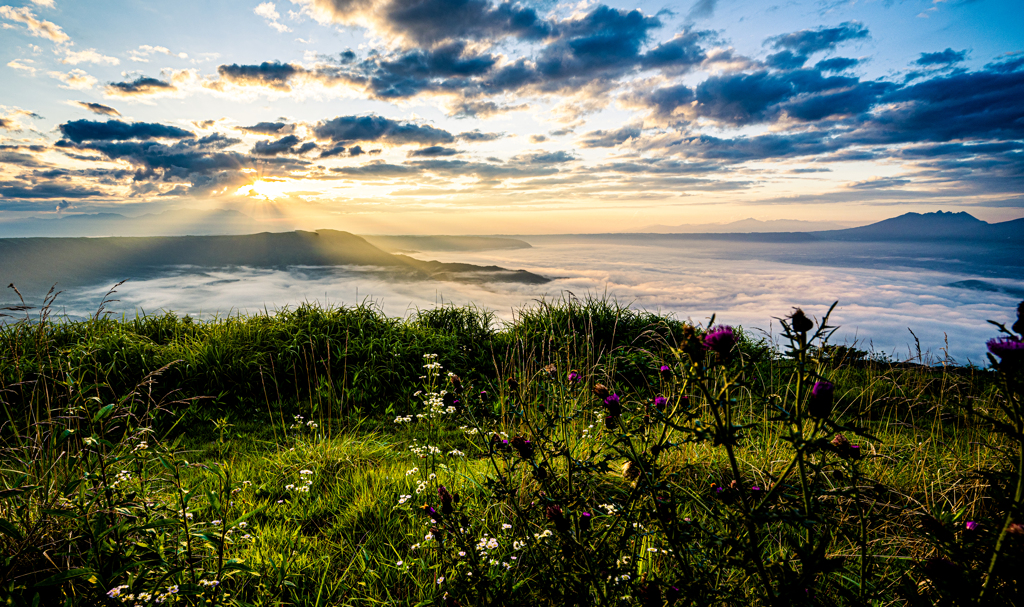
left=1, top=0, right=1023, bottom=234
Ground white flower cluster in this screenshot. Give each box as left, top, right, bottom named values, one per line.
left=423, top=353, right=443, bottom=370
left=398, top=494, right=411, bottom=505
left=106, top=584, right=179, bottom=604
left=393, top=415, right=413, bottom=424
left=110, top=469, right=132, bottom=489
left=475, top=535, right=500, bottom=553
left=285, top=469, right=314, bottom=494
left=288, top=414, right=319, bottom=431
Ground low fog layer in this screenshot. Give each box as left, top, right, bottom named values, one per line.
left=9, top=237, right=1021, bottom=366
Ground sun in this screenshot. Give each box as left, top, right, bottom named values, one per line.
left=236, top=178, right=291, bottom=200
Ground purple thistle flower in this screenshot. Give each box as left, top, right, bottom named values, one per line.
left=604, top=393, right=622, bottom=416
left=568, top=370, right=581, bottom=383
left=579, top=511, right=592, bottom=532
left=659, top=364, right=671, bottom=379
left=965, top=521, right=978, bottom=531
left=808, top=380, right=835, bottom=419
left=654, top=395, right=668, bottom=410
left=704, top=326, right=738, bottom=356
left=988, top=337, right=1024, bottom=362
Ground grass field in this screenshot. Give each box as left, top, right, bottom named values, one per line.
left=1, top=294, right=1021, bottom=606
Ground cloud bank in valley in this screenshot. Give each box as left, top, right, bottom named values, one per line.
left=40, top=239, right=1024, bottom=365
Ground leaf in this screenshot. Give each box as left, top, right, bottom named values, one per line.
left=92, top=404, right=115, bottom=422
left=34, top=568, right=93, bottom=587
left=0, top=518, right=23, bottom=540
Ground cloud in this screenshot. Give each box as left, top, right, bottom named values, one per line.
left=217, top=61, right=302, bottom=90
left=578, top=125, right=641, bottom=148
left=7, top=58, right=37, bottom=74
left=313, top=114, right=455, bottom=147
left=408, top=145, right=459, bottom=157
left=0, top=5, right=68, bottom=42
left=105, top=76, right=177, bottom=97
left=815, top=57, right=859, bottom=72
left=58, top=119, right=194, bottom=143
left=237, top=121, right=290, bottom=135
left=686, top=0, right=716, bottom=21
left=74, top=101, right=121, bottom=116
left=252, top=134, right=301, bottom=155
left=62, top=48, right=120, bottom=66
left=0, top=181, right=104, bottom=199
left=846, top=177, right=911, bottom=189
left=254, top=2, right=291, bottom=32
left=295, top=0, right=552, bottom=48
left=768, top=22, right=868, bottom=57
left=456, top=130, right=505, bottom=142
left=50, top=69, right=97, bottom=90
left=128, top=45, right=188, bottom=62
left=0, top=107, right=42, bottom=132
left=915, top=48, right=967, bottom=66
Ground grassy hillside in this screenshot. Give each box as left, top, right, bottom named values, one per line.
left=0, top=296, right=1021, bottom=606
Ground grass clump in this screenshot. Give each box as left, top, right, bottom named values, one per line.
left=0, top=292, right=1022, bottom=605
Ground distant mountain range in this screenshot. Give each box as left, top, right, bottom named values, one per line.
left=812, top=211, right=1024, bottom=242
left=0, top=230, right=549, bottom=295
left=629, top=211, right=1023, bottom=242
left=632, top=218, right=856, bottom=233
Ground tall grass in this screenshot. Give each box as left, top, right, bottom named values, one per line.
left=0, top=291, right=1021, bottom=605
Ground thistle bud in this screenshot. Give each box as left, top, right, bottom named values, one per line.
left=807, top=381, right=835, bottom=419
left=593, top=383, right=610, bottom=399
left=790, top=308, right=814, bottom=334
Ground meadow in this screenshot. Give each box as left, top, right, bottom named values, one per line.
left=0, top=291, right=1021, bottom=606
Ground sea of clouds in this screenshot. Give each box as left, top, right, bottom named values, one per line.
left=30, top=238, right=1024, bottom=366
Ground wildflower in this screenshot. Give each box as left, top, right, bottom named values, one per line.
left=658, top=364, right=671, bottom=380
left=654, top=395, right=668, bottom=411
left=396, top=560, right=404, bottom=566
left=704, top=325, right=737, bottom=356
left=593, top=383, right=610, bottom=399
left=987, top=336, right=1024, bottom=363
left=965, top=521, right=979, bottom=531
left=398, top=495, right=411, bottom=505
left=604, top=393, right=622, bottom=416
left=568, top=370, right=581, bottom=383
left=510, top=436, right=534, bottom=459
left=579, top=511, right=592, bottom=532
left=437, top=576, right=445, bottom=584
left=544, top=363, right=557, bottom=375
left=299, top=469, right=313, bottom=475
left=107, top=585, right=129, bottom=598
left=1008, top=523, right=1024, bottom=535
left=789, top=308, right=814, bottom=333
left=808, top=381, right=835, bottom=419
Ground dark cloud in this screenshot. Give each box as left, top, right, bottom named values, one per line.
left=815, top=57, right=859, bottom=72
left=535, top=7, right=661, bottom=81
left=59, top=119, right=194, bottom=143
left=915, top=48, right=967, bottom=66
left=313, top=114, right=455, bottom=146
left=301, top=0, right=552, bottom=47
left=768, top=22, right=868, bottom=56
left=408, top=146, right=459, bottom=157
left=860, top=63, right=1024, bottom=144
left=75, top=101, right=121, bottom=116
left=511, top=151, right=576, bottom=164
left=766, top=50, right=807, bottom=70
left=578, top=125, right=641, bottom=148
left=456, top=130, right=504, bottom=142
left=847, top=177, right=911, bottom=189
left=238, top=122, right=290, bottom=135
left=217, top=61, right=303, bottom=89
left=252, top=134, right=301, bottom=155
left=529, top=134, right=548, bottom=143
left=0, top=181, right=104, bottom=200
left=640, top=30, right=708, bottom=70
left=105, top=76, right=177, bottom=97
